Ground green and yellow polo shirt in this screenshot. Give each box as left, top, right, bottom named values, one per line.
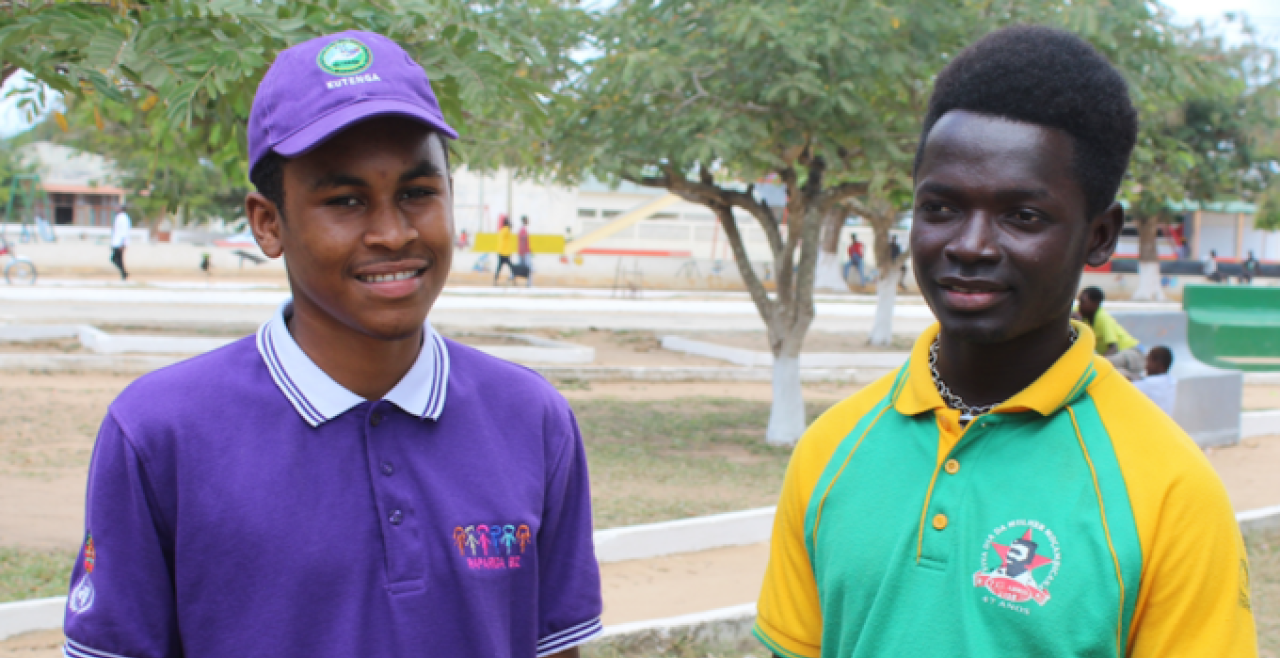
left=755, top=321, right=1256, bottom=658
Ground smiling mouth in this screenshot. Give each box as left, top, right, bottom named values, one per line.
left=356, top=268, right=426, bottom=284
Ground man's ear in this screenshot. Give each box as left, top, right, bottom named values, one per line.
left=246, top=193, right=284, bottom=259
left=1085, top=202, right=1124, bottom=268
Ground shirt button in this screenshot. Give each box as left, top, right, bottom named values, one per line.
left=389, top=509, right=403, bottom=525
left=944, top=459, right=961, bottom=475
left=932, top=513, right=948, bottom=531
left=380, top=462, right=394, bottom=476
left=370, top=413, right=383, bottom=427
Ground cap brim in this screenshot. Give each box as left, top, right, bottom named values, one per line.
left=273, top=99, right=459, bottom=158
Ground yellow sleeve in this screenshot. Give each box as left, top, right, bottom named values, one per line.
left=1090, top=365, right=1258, bottom=658
left=755, top=375, right=896, bottom=658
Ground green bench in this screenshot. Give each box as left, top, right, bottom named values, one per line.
left=1183, top=285, right=1280, bottom=372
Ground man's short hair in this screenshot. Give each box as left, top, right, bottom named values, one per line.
left=915, top=25, right=1138, bottom=219
left=1148, top=345, right=1173, bottom=371
left=248, top=132, right=451, bottom=217
left=1081, top=286, right=1105, bottom=304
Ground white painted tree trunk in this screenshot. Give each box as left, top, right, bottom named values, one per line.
left=766, top=355, right=806, bottom=445
left=869, top=267, right=902, bottom=346
left=814, top=251, right=849, bottom=292
left=1132, top=261, right=1166, bottom=301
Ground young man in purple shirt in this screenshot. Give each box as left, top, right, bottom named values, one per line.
left=62, top=31, right=602, bottom=658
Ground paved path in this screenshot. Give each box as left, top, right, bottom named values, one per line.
left=0, top=280, right=1180, bottom=334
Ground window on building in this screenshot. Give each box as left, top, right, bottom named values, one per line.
left=577, top=208, right=597, bottom=218
left=602, top=210, right=623, bottom=218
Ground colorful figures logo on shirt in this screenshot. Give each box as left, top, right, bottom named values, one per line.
left=453, top=523, right=531, bottom=570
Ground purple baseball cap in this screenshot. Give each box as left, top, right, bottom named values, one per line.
left=248, top=30, right=458, bottom=172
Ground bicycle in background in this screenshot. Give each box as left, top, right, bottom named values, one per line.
left=0, top=235, right=37, bottom=285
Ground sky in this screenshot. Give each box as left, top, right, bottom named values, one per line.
left=0, top=0, right=1276, bottom=139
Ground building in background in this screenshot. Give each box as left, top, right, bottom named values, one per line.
left=16, top=141, right=125, bottom=227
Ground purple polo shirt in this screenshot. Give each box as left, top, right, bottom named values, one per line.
left=63, top=304, right=602, bottom=658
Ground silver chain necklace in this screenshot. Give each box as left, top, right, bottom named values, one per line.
left=929, top=325, right=1078, bottom=421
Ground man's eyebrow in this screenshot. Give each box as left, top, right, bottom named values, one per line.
left=311, top=173, right=366, bottom=190
left=916, top=181, right=961, bottom=197
left=400, top=160, right=445, bottom=183
left=993, top=187, right=1051, bottom=202
left=916, top=181, right=1051, bottom=201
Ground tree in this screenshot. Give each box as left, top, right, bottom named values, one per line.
left=0, top=0, right=588, bottom=216
left=1111, top=16, right=1280, bottom=299
left=552, top=0, right=986, bottom=443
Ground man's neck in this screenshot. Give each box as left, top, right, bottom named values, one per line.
left=934, top=317, right=1075, bottom=409
left=286, top=301, right=423, bottom=401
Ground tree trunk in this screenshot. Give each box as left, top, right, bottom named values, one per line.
left=814, top=251, right=847, bottom=292
left=766, top=353, right=806, bottom=445
left=1132, top=216, right=1165, bottom=301
left=870, top=266, right=901, bottom=346
left=627, top=161, right=866, bottom=445
left=856, top=199, right=903, bottom=346
left=814, top=206, right=849, bottom=292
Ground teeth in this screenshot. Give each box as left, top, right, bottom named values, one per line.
left=362, top=271, right=418, bottom=283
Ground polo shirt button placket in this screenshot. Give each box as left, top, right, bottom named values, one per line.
left=370, top=412, right=383, bottom=427
left=944, top=458, right=960, bottom=475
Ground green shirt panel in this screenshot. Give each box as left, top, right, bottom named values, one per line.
left=803, top=371, right=1142, bottom=657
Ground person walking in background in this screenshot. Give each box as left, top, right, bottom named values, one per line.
left=1133, top=346, right=1176, bottom=415
left=494, top=217, right=517, bottom=285
left=110, top=204, right=132, bottom=281
left=843, top=234, right=865, bottom=286
left=1240, top=250, right=1259, bottom=284
left=1204, top=249, right=1225, bottom=282
left=518, top=215, right=532, bottom=267
left=1077, top=286, right=1144, bottom=380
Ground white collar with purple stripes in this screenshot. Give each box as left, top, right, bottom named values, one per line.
left=256, top=302, right=450, bottom=427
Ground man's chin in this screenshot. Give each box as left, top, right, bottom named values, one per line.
left=936, top=315, right=1017, bottom=345
left=347, top=311, right=432, bottom=343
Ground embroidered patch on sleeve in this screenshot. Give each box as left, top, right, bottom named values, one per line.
left=68, top=534, right=96, bottom=614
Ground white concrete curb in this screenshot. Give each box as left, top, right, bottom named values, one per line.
left=0, top=353, right=183, bottom=373
left=594, top=507, right=775, bottom=563
left=1245, top=372, right=1280, bottom=385
left=661, top=335, right=908, bottom=369
left=4, top=503, right=1280, bottom=642
left=1238, top=504, right=1280, bottom=533
left=0, top=596, right=64, bottom=641
left=535, top=365, right=879, bottom=383
left=459, top=332, right=595, bottom=365
left=1242, top=410, right=1280, bottom=439
left=600, top=602, right=757, bottom=638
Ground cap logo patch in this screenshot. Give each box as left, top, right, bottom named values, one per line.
left=318, top=38, right=373, bottom=76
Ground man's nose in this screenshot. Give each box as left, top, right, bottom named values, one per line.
left=943, top=212, right=1000, bottom=265
left=364, top=201, right=419, bottom=250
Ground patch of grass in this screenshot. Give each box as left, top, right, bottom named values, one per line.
left=0, top=547, right=75, bottom=603
left=1248, top=528, right=1280, bottom=657
left=572, top=398, right=823, bottom=529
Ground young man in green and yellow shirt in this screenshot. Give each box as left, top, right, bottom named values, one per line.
left=754, top=26, right=1256, bottom=658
